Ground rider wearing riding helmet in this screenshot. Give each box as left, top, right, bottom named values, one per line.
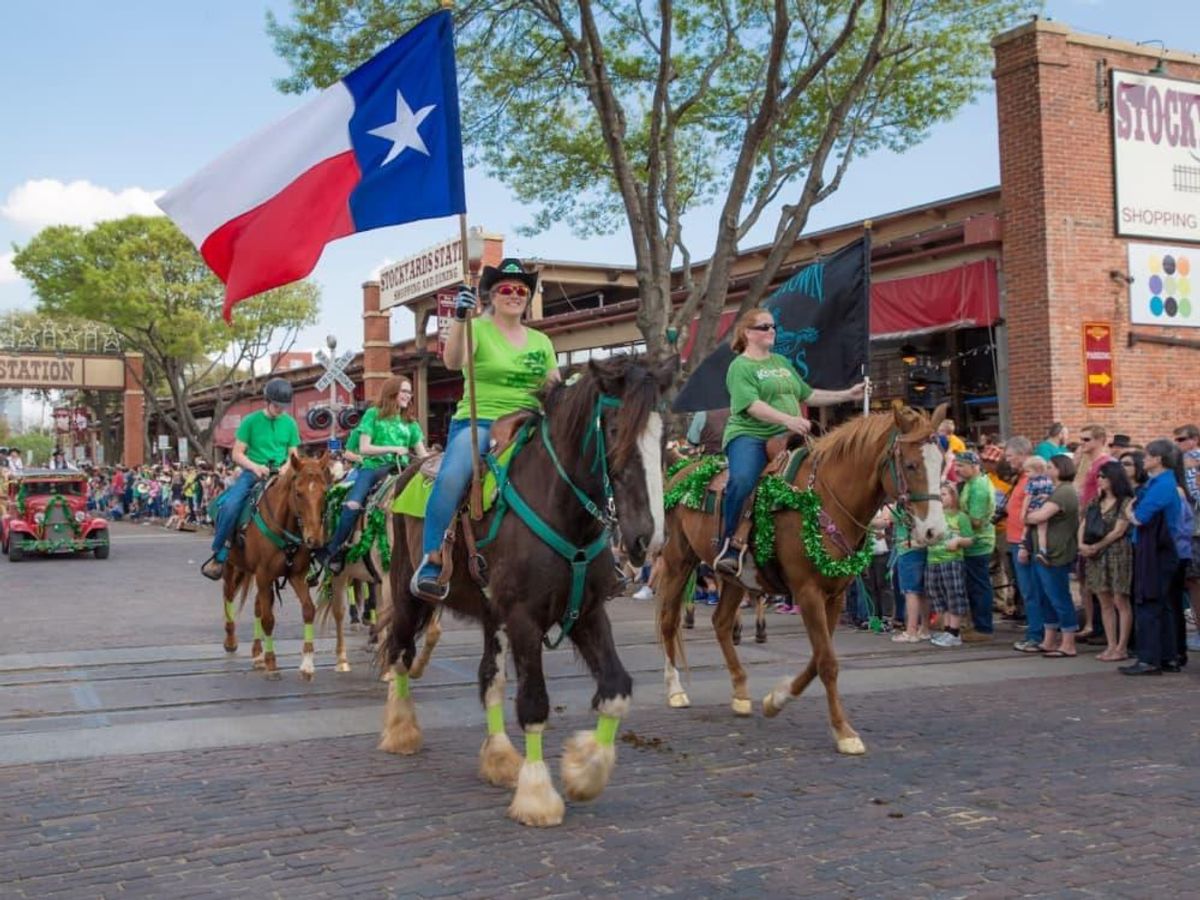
left=201, top=377, right=301, bottom=580
left=411, top=258, right=560, bottom=600
left=715, top=308, right=865, bottom=588
left=320, top=375, right=427, bottom=574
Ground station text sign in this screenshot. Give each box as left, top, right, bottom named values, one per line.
left=0, top=353, right=126, bottom=390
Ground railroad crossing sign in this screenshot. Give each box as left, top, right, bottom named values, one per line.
left=315, top=349, right=355, bottom=393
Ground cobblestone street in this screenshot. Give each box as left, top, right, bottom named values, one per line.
left=2, top=523, right=1198, bottom=897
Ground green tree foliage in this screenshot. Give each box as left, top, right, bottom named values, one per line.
left=12, top=216, right=319, bottom=459
left=268, top=0, right=1037, bottom=365
left=9, top=430, right=54, bottom=467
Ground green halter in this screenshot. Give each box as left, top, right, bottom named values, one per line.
left=478, top=394, right=622, bottom=649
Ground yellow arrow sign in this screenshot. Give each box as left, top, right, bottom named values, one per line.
left=1086, top=326, right=1110, bottom=341
left=1088, top=372, right=1112, bottom=387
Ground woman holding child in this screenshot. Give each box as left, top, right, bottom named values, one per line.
left=1022, top=455, right=1081, bottom=657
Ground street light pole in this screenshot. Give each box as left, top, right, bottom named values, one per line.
left=326, top=334, right=338, bottom=450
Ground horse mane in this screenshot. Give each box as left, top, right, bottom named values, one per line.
left=539, top=356, right=657, bottom=469
left=811, top=411, right=901, bottom=470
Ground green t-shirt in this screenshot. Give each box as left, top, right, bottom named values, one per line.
left=722, top=353, right=813, bottom=447
left=455, top=317, right=557, bottom=421
left=1042, top=483, right=1080, bottom=567
left=927, top=510, right=972, bottom=565
left=959, top=474, right=996, bottom=556
left=345, top=424, right=363, bottom=454
left=357, top=407, right=424, bottom=470
left=235, top=409, right=300, bottom=467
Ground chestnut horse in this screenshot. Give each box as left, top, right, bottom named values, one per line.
left=379, top=355, right=675, bottom=827
left=221, top=450, right=332, bottom=679
left=655, top=403, right=947, bottom=755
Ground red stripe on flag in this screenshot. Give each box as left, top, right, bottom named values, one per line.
left=200, top=150, right=361, bottom=321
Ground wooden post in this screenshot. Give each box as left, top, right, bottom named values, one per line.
left=459, top=214, right=483, bottom=520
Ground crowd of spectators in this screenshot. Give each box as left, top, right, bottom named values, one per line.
left=855, top=419, right=1198, bottom=676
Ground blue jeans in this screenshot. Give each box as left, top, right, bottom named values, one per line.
left=1011, top=543, right=1045, bottom=643
left=422, top=418, right=493, bottom=556
left=722, top=436, right=768, bottom=542
left=962, top=553, right=994, bottom=634
left=1035, top=562, right=1078, bottom=633
left=327, top=465, right=390, bottom=556
left=211, top=469, right=259, bottom=556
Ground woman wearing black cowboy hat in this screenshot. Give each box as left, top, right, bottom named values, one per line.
left=411, top=258, right=560, bottom=600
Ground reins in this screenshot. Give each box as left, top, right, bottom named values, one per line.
left=252, top=467, right=311, bottom=582
left=477, top=393, right=623, bottom=649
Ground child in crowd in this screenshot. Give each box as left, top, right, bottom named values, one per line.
left=928, top=482, right=974, bottom=648
left=1022, top=455, right=1054, bottom=563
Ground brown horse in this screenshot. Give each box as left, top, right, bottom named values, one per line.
left=655, top=403, right=947, bottom=755
left=379, top=355, right=675, bottom=827
left=221, top=449, right=332, bottom=679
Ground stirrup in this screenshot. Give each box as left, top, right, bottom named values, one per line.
left=714, top=538, right=742, bottom=575
left=200, top=555, right=225, bottom=581
left=410, top=554, right=450, bottom=602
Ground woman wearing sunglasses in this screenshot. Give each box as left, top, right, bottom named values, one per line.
left=715, top=308, right=865, bottom=587
left=412, top=258, right=560, bottom=600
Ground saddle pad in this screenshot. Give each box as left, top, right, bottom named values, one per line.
left=208, top=478, right=270, bottom=531
left=392, top=443, right=516, bottom=519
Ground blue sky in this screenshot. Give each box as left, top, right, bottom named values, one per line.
left=2, top=0, right=1197, bottom=359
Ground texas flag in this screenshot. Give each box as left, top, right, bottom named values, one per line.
left=158, top=11, right=465, bottom=321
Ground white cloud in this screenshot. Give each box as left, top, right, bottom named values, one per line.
left=369, top=257, right=396, bottom=280
left=0, top=251, right=17, bottom=284
left=0, top=178, right=165, bottom=231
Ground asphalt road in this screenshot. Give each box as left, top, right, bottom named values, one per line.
left=1, top=521, right=1198, bottom=897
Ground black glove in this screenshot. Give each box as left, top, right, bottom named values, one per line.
left=453, top=284, right=477, bottom=320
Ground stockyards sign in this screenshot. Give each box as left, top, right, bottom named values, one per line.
left=378, top=236, right=462, bottom=310
left=1111, top=70, right=1200, bottom=244
left=0, top=354, right=126, bottom=390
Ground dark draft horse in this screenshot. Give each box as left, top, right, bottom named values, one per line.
left=655, top=403, right=948, bottom=755
left=379, top=355, right=675, bottom=827
left=221, top=449, right=333, bottom=679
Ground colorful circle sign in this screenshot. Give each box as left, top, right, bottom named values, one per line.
left=1138, top=250, right=1194, bottom=322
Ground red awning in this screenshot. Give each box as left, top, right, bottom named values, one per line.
left=870, top=258, right=999, bottom=339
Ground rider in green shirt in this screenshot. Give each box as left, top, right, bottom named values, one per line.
left=201, top=378, right=300, bottom=580
left=412, top=258, right=560, bottom=600
left=321, top=375, right=427, bottom=573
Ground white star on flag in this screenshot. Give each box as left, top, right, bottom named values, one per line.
left=368, top=90, right=436, bottom=165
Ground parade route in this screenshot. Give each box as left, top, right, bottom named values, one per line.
left=2, top=522, right=1199, bottom=897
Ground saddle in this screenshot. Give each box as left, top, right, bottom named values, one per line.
left=706, top=434, right=794, bottom=500
left=208, top=476, right=273, bottom=543
left=417, top=410, right=535, bottom=483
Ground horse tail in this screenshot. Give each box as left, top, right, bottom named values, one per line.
left=234, top=571, right=253, bottom=616
left=315, top=573, right=339, bottom=628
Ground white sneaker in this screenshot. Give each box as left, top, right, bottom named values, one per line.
left=891, top=632, right=920, bottom=644
left=633, top=585, right=655, bottom=601
left=931, top=631, right=963, bottom=648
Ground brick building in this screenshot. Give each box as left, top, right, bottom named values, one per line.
left=995, top=20, right=1200, bottom=439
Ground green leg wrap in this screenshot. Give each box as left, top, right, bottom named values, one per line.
left=303, top=623, right=314, bottom=644
left=524, top=730, right=543, bottom=764
left=369, top=608, right=377, bottom=625
left=224, top=600, right=236, bottom=623
left=253, top=617, right=264, bottom=641
left=393, top=673, right=411, bottom=698
left=263, top=635, right=275, bottom=655
left=595, top=713, right=620, bottom=747
left=486, top=704, right=505, bottom=736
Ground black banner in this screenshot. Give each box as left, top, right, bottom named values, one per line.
left=673, top=235, right=871, bottom=412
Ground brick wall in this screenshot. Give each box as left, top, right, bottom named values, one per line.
left=994, top=20, right=1200, bottom=444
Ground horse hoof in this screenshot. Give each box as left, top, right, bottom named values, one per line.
left=507, top=761, right=565, bottom=827
left=223, top=640, right=238, bottom=654
left=667, top=691, right=691, bottom=709
left=299, top=670, right=314, bottom=683
left=265, top=670, right=281, bottom=681
left=762, top=693, right=781, bottom=718
left=335, top=660, right=351, bottom=673
left=731, top=697, right=753, bottom=717
left=251, top=656, right=266, bottom=671
left=560, top=731, right=615, bottom=802
left=479, top=733, right=523, bottom=789
left=378, top=694, right=422, bottom=755
left=836, top=735, right=867, bottom=756
left=755, top=625, right=767, bottom=644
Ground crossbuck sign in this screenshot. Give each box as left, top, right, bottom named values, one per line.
left=314, top=349, right=355, bottom=393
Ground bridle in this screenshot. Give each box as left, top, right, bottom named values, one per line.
left=881, top=428, right=943, bottom=528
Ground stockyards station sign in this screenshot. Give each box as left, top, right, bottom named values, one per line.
left=1112, top=70, right=1200, bottom=243
left=0, top=354, right=126, bottom=390
left=378, top=236, right=463, bottom=310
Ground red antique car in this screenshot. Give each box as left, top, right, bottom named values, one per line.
left=1, top=469, right=110, bottom=561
